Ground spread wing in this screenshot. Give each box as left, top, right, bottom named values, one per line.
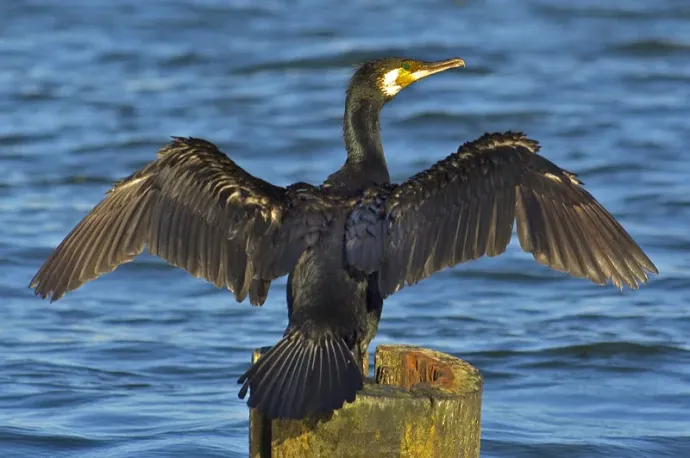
left=346, top=132, right=658, bottom=297
left=31, top=137, right=330, bottom=305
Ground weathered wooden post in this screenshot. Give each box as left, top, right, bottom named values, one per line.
left=249, top=344, right=483, bottom=457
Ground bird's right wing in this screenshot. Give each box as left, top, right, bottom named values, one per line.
left=31, top=137, right=332, bottom=305
left=346, top=132, right=657, bottom=297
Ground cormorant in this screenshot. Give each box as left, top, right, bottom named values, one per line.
left=30, top=57, right=658, bottom=420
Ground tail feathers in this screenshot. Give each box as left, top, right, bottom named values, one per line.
left=238, top=329, right=363, bottom=420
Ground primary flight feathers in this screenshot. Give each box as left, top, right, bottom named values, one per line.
left=346, top=132, right=657, bottom=296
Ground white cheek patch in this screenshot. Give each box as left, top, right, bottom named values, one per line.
left=380, top=69, right=402, bottom=96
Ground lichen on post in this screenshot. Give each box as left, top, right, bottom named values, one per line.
left=248, top=344, right=483, bottom=458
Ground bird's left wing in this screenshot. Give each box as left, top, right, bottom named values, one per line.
left=31, top=137, right=332, bottom=304
left=345, top=132, right=657, bottom=298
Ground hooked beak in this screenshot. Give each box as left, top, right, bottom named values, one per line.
left=410, top=58, right=465, bottom=81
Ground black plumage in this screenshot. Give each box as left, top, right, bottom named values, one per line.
left=30, top=57, right=657, bottom=420
left=347, top=132, right=657, bottom=296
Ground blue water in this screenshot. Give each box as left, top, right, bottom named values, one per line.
left=1, top=1, right=689, bottom=457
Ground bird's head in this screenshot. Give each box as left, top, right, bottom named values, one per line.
left=349, top=57, right=465, bottom=103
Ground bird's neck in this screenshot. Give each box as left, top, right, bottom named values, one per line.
left=341, top=93, right=390, bottom=186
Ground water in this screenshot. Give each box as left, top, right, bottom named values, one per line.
left=1, top=0, right=689, bottom=456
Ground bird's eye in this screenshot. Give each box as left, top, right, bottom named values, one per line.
left=402, top=61, right=411, bottom=71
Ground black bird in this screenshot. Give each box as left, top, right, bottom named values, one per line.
left=30, top=57, right=658, bottom=420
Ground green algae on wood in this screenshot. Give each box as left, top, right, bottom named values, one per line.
left=249, top=344, right=483, bottom=458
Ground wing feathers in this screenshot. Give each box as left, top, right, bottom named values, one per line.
left=347, top=132, right=657, bottom=297
left=489, top=187, right=516, bottom=257
left=31, top=138, right=328, bottom=304
left=462, top=198, right=479, bottom=261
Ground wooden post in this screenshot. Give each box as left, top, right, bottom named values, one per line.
left=249, top=344, right=483, bottom=458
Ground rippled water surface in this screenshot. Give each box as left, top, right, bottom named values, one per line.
left=2, top=1, right=689, bottom=457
